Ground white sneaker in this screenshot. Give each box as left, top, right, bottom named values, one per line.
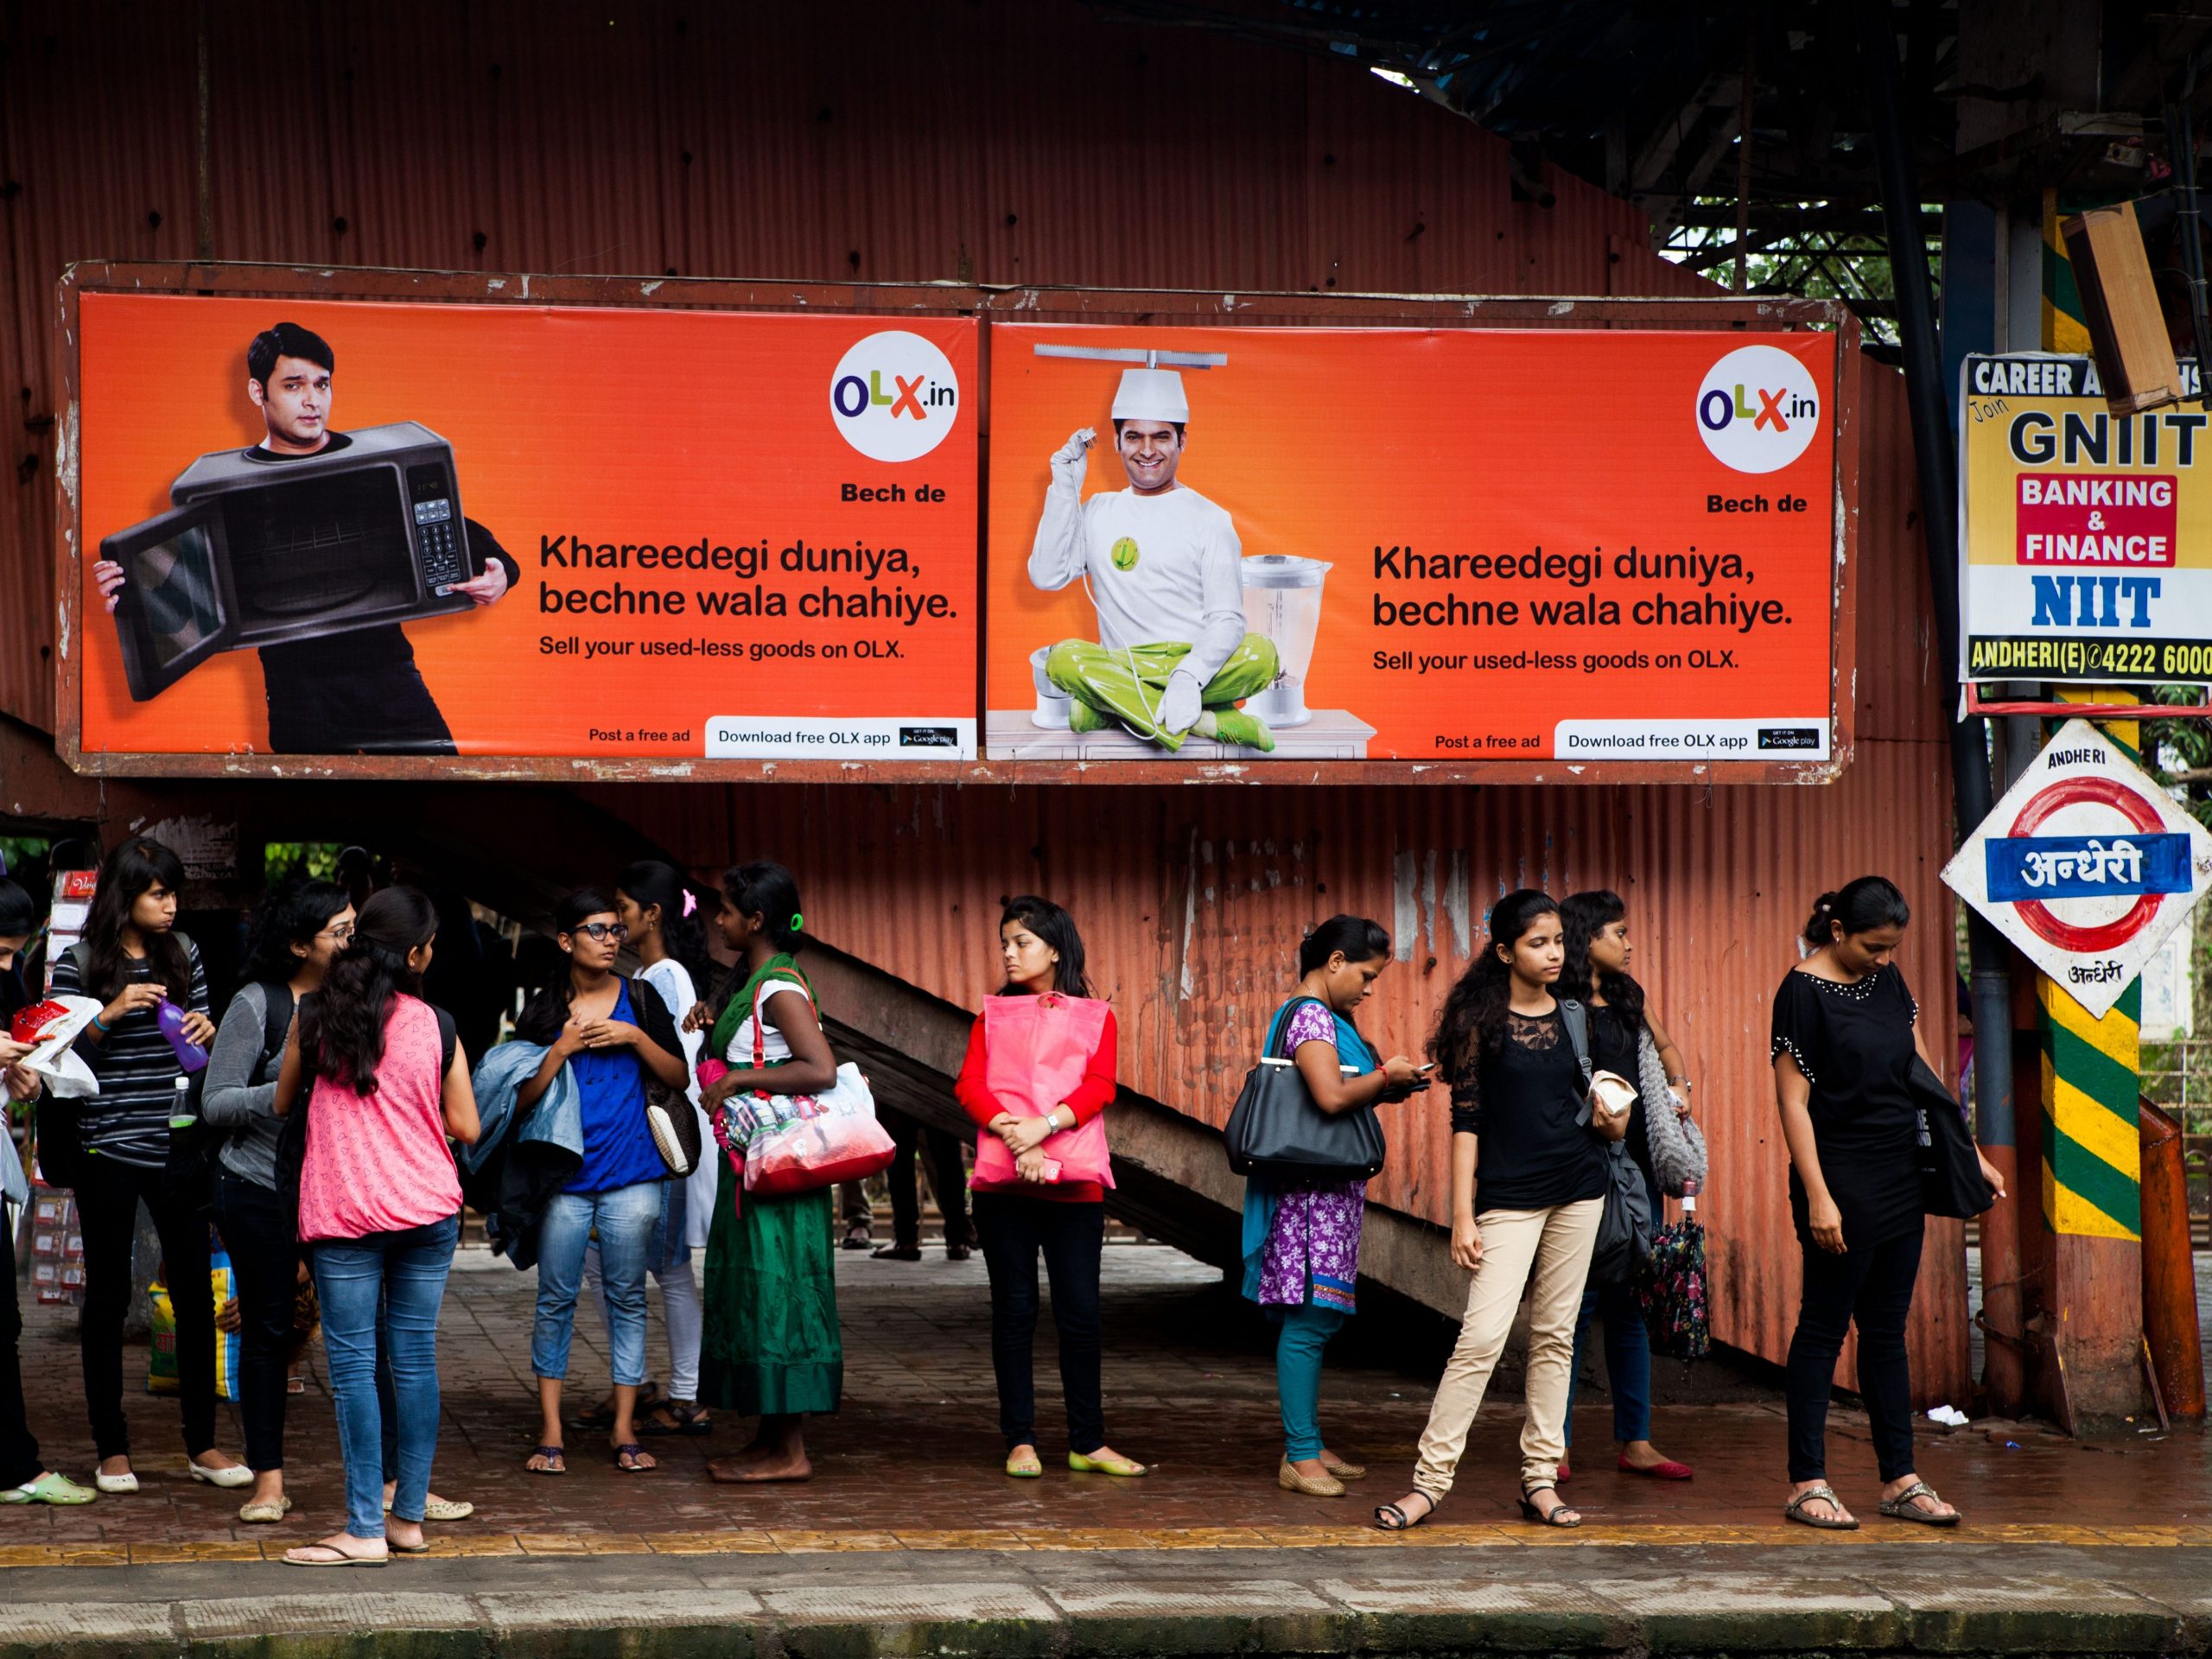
left=188, top=1460, right=253, bottom=1490
left=95, top=1470, right=138, bottom=1494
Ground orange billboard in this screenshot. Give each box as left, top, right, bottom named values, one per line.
left=73, top=294, right=978, bottom=761
left=985, top=323, right=1840, bottom=764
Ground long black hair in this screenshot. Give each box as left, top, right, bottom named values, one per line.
left=1429, top=888, right=1560, bottom=1070
left=515, top=888, right=620, bottom=1046
left=0, top=876, right=36, bottom=939
left=80, top=836, right=193, bottom=1002
left=300, top=886, right=438, bottom=1094
left=1802, top=875, right=1910, bottom=949
left=1298, top=914, right=1390, bottom=976
left=615, top=860, right=711, bottom=988
left=998, top=895, right=1093, bottom=997
left=1560, top=889, right=1645, bottom=1035
left=703, top=861, right=805, bottom=1015
left=239, top=878, right=352, bottom=986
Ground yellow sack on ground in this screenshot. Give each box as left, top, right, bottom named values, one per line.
left=146, top=1240, right=240, bottom=1402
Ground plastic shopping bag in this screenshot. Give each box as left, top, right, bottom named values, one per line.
left=147, top=1235, right=241, bottom=1401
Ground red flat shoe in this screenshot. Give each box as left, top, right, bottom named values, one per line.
left=1618, top=1454, right=1693, bottom=1480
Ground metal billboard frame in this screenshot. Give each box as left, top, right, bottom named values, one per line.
left=54, top=261, right=1860, bottom=786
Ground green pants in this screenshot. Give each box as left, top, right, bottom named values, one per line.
left=1045, top=634, right=1279, bottom=751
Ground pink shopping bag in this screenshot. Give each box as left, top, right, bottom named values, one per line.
left=972, top=993, right=1116, bottom=1192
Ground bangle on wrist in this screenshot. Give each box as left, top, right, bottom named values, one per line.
left=90, top=1013, right=109, bottom=1034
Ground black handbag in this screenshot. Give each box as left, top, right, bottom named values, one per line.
left=1910, top=1055, right=1995, bottom=1220
left=1564, top=998, right=1656, bottom=1286
left=1224, top=997, right=1386, bottom=1182
left=32, top=1092, right=86, bottom=1190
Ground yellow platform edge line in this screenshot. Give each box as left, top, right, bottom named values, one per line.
left=0, top=1522, right=2202, bottom=1570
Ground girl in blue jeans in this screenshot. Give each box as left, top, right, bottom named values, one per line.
left=1244, top=916, right=1428, bottom=1498
left=1558, top=891, right=1694, bottom=1483
left=512, top=890, right=688, bottom=1476
left=273, top=887, right=480, bottom=1567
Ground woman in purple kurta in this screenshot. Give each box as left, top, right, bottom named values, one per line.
left=1243, top=916, right=1427, bottom=1498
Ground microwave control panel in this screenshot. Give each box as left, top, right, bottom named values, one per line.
left=406, top=462, right=467, bottom=596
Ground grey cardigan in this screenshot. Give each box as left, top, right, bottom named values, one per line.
left=201, top=980, right=291, bottom=1190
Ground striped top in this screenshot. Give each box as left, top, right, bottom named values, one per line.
left=50, top=938, right=210, bottom=1171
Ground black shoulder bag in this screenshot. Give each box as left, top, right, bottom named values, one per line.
left=632, top=977, right=702, bottom=1178
left=1224, top=997, right=1387, bottom=1182
left=1567, top=997, right=1654, bottom=1287
left=1911, top=1055, right=1996, bottom=1219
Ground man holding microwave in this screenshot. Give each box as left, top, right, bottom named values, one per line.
left=92, top=321, right=518, bottom=755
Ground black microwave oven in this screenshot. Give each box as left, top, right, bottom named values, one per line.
left=101, top=422, right=481, bottom=701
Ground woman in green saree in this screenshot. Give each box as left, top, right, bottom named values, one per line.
left=685, top=861, right=842, bottom=1483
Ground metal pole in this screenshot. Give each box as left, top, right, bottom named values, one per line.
left=1858, top=0, right=2023, bottom=1402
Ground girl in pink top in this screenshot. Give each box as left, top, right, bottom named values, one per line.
left=272, top=887, right=480, bottom=1567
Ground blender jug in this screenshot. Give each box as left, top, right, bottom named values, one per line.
left=1240, top=555, right=1330, bottom=728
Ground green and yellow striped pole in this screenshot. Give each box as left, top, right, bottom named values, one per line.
left=2031, top=690, right=2149, bottom=1426
left=2041, top=188, right=2094, bottom=354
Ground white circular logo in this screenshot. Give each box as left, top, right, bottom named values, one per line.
left=1694, top=345, right=1821, bottom=474
left=829, top=330, right=960, bottom=462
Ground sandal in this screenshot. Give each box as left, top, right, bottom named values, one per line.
left=1067, top=1449, right=1148, bottom=1478
left=574, top=1381, right=658, bottom=1430
left=870, top=1243, right=922, bottom=1261
left=639, top=1401, right=713, bottom=1438
left=1372, top=1491, right=1440, bottom=1532
left=1519, top=1484, right=1582, bottom=1528
left=1878, top=1479, right=1960, bottom=1527
left=1783, top=1483, right=1859, bottom=1530
left=283, top=1542, right=386, bottom=1567
left=613, top=1443, right=657, bottom=1473
left=841, top=1221, right=874, bottom=1250
left=524, top=1446, right=567, bottom=1476
left=2, top=1471, right=97, bottom=1506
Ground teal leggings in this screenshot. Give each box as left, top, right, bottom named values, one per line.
left=1275, top=1303, right=1347, bottom=1460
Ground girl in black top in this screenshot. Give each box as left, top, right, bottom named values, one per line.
left=1772, top=876, right=2004, bottom=1531
left=1376, top=891, right=1622, bottom=1533
left=52, top=837, right=247, bottom=1496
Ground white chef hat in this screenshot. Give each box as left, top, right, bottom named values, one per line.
left=1111, top=368, right=1190, bottom=424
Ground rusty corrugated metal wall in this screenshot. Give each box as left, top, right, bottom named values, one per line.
left=3, top=3, right=1963, bottom=1395
left=582, top=369, right=1968, bottom=1402
left=0, top=0, right=1707, bottom=731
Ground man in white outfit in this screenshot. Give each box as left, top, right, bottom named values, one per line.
left=1027, top=368, right=1277, bottom=752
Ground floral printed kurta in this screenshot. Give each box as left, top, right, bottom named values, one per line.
left=1255, top=999, right=1367, bottom=1314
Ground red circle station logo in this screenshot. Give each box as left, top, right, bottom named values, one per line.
left=2004, top=774, right=2171, bottom=952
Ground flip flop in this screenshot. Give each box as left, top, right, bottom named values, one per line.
left=283, top=1543, right=387, bottom=1567
left=524, top=1445, right=567, bottom=1476
left=1783, top=1483, right=1859, bottom=1530
left=1067, top=1450, right=1149, bottom=1478
left=387, top=1536, right=431, bottom=1554
left=613, top=1443, right=657, bottom=1473
left=1878, top=1479, right=1961, bottom=1527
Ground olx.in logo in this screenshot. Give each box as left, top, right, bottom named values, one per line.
left=1695, top=345, right=1822, bottom=474
left=830, top=330, right=960, bottom=462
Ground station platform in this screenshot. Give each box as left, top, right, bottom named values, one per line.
left=4, top=1239, right=2207, bottom=1656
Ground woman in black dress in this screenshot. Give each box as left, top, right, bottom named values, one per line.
left=1770, top=876, right=2005, bottom=1530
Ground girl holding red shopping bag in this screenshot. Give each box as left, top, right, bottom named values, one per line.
left=956, top=898, right=1147, bottom=1480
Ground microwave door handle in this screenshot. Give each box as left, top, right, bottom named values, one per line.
left=102, top=501, right=237, bottom=702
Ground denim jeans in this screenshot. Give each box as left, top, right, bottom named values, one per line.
left=1787, top=1227, right=1923, bottom=1483
left=310, top=1214, right=459, bottom=1538
left=1564, top=1277, right=1652, bottom=1449
left=1274, top=1303, right=1346, bottom=1462
left=531, top=1182, right=664, bottom=1388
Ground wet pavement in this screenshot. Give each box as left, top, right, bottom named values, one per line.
left=5, top=1234, right=2207, bottom=1556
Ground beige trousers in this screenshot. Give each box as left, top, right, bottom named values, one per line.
left=1410, top=1197, right=1604, bottom=1497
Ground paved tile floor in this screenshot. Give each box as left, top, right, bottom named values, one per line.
left=5, top=1237, right=2207, bottom=1559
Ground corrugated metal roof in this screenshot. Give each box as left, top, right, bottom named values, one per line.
left=0, top=0, right=1709, bottom=732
